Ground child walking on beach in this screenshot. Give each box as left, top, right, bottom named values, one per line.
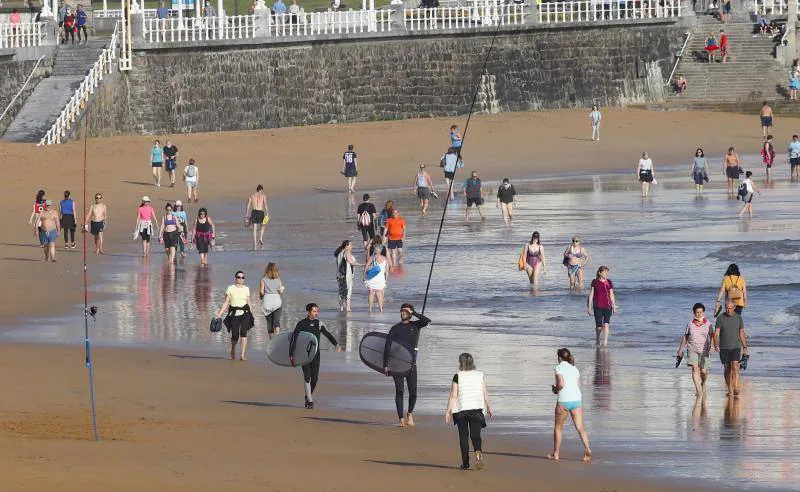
left=445, top=353, right=493, bottom=470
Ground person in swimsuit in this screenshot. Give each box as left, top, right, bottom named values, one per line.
left=174, top=200, right=188, bottom=258
left=59, top=190, right=77, bottom=249
left=519, top=231, right=546, bottom=290
left=723, top=147, right=741, bottom=195
left=676, top=303, right=715, bottom=396
left=449, top=124, right=463, bottom=152
left=445, top=352, right=493, bottom=471
left=761, top=135, right=775, bottom=180
left=215, top=271, right=254, bottom=361
left=135, top=196, right=157, bottom=257
left=587, top=266, right=616, bottom=347
left=496, top=178, right=517, bottom=227
left=245, top=184, right=268, bottom=250
left=289, top=303, right=342, bottom=409
left=334, top=240, right=360, bottom=313
left=563, top=235, right=589, bottom=291
left=385, top=304, right=431, bottom=427
left=260, top=262, right=285, bottom=338
left=692, top=148, right=709, bottom=195
left=548, top=348, right=591, bottom=462
left=159, top=202, right=182, bottom=264
left=715, top=263, right=747, bottom=316
left=364, top=246, right=389, bottom=313
left=150, top=139, right=164, bottom=187
left=413, top=165, right=435, bottom=217
left=192, top=207, right=215, bottom=266
left=84, top=193, right=107, bottom=254
left=637, top=152, right=655, bottom=198
left=37, top=200, right=60, bottom=262
left=760, top=101, right=774, bottom=138
left=342, top=144, right=358, bottom=193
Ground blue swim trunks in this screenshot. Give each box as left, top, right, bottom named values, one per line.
left=39, top=228, right=58, bottom=245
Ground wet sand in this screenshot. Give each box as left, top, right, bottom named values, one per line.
left=0, top=108, right=794, bottom=491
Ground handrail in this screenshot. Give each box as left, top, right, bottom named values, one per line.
left=39, top=22, right=120, bottom=145
left=780, top=22, right=790, bottom=47
left=666, top=31, right=691, bottom=86
left=0, top=55, right=47, bottom=128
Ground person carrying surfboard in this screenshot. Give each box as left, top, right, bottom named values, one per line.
left=384, top=303, right=431, bottom=427
left=289, top=303, right=341, bottom=409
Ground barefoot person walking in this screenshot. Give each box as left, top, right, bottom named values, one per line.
left=37, top=201, right=60, bottom=262
left=713, top=300, right=749, bottom=397
left=637, top=152, right=655, bottom=198
left=589, top=105, right=601, bottom=141
left=723, top=147, right=741, bottom=195
left=159, top=203, right=182, bottom=264
left=445, top=353, right=493, bottom=470
left=364, top=246, right=388, bottom=313
left=150, top=139, right=164, bottom=187
left=59, top=191, right=77, bottom=249
left=334, top=240, right=359, bottom=312
left=548, top=348, right=591, bottom=462
left=519, top=231, right=545, bottom=289
left=84, top=193, right=107, bottom=254
left=192, top=207, right=215, bottom=266
left=588, top=266, right=616, bottom=347
left=260, top=262, right=285, bottom=339
left=289, top=303, right=342, bottom=409
left=563, top=235, right=589, bottom=291
left=245, top=185, right=268, bottom=250
left=183, top=158, right=199, bottom=202
left=496, top=178, right=517, bottom=227
left=342, top=144, right=358, bottom=193
left=215, top=271, right=255, bottom=361
left=413, top=165, right=435, bottom=217
left=760, top=101, right=774, bottom=138
left=737, top=171, right=760, bottom=219
left=134, top=196, right=157, bottom=257
left=676, top=303, right=714, bottom=396
left=384, top=304, right=431, bottom=427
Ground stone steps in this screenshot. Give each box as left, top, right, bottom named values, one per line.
left=1, top=37, right=110, bottom=142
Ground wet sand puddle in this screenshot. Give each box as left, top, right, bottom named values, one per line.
left=4, top=156, right=800, bottom=489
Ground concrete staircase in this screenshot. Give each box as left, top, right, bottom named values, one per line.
left=1, top=38, right=109, bottom=143
left=667, top=14, right=786, bottom=103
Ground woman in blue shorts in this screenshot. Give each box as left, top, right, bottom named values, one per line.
left=549, top=348, right=591, bottom=462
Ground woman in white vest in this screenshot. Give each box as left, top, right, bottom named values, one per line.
left=549, top=348, right=592, bottom=462
left=445, top=353, right=493, bottom=470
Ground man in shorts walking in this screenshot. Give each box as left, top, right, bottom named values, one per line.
left=84, top=193, right=107, bottom=254
left=441, top=147, right=462, bottom=194
left=713, top=300, right=749, bottom=397
left=463, top=171, right=485, bottom=222
left=163, top=140, right=179, bottom=188
left=760, top=101, right=773, bottom=138
left=37, top=200, right=60, bottom=262
left=183, top=158, right=199, bottom=202
left=788, top=135, right=800, bottom=181
left=342, top=144, right=358, bottom=193
left=356, top=193, right=377, bottom=249
left=245, top=185, right=269, bottom=250
left=413, top=165, right=435, bottom=216
left=384, top=209, right=406, bottom=266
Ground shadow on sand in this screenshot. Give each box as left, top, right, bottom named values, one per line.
left=365, top=460, right=453, bottom=470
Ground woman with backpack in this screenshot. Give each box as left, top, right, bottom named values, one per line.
left=335, top=240, right=360, bottom=313
left=737, top=170, right=760, bottom=219
left=183, top=158, right=199, bottom=203
left=715, top=263, right=747, bottom=316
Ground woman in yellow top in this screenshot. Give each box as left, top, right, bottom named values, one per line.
left=216, top=270, right=254, bottom=360
left=715, top=263, right=746, bottom=315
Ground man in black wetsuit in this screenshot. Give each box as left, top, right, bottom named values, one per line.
left=384, top=303, right=431, bottom=427
left=290, top=303, right=341, bottom=409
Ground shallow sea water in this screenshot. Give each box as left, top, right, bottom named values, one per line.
left=4, top=154, right=800, bottom=490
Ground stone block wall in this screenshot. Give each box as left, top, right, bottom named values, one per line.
left=87, top=22, right=685, bottom=137
left=0, top=57, right=53, bottom=136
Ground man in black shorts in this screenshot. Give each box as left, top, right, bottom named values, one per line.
left=342, top=144, right=358, bottom=193
left=163, top=140, right=179, bottom=188
left=463, top=171, right=485, bottom=222
left=289, top=303, right=341, bottom=409
left=356, top=193, right=376, bottom=249
left=788, top=134, right=800, bottom=181
left=713, top=300, right=749, bottom=397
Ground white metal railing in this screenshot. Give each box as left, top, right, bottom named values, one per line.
left=95, top=8, right=168, bottom=18
left=404, top=3, right=527, bottom=30
left=539, top=1, right=682, bottom=23
left=0, top=55, right=47, bottom=126
left=0, top=22, right=48, bottom=48
left=39, top=23, right=120, bottom=145
left=666, top=31, right=690, bottom=86
left=142, top=15, right=259, bottom=42
left=753, top=0, right=800, bottom=15
left=269, top=10, right=393, bottom=37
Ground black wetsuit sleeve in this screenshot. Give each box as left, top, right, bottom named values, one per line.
left=412, top=311, right=431, bottom=329
left=383, top=326, right=396, bottom=368
left=289, top=321, right=303, bottom=357
left=320, top=323, right=339, bottom=347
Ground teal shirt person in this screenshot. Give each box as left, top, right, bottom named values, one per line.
left=151, top=145, right=164, bottom=164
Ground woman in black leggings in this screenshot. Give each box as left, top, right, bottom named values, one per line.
left=59, top=190, right=77, bottom=249
left=445, top=353, right=493, bottom=470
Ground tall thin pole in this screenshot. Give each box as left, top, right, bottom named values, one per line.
left=83, top=105, right=99, bottom=443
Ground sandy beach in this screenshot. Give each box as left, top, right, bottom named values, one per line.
left=1, top=108, right=796, bottom=491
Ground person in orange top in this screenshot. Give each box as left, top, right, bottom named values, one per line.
left=384, top=208, right=406, bottom=266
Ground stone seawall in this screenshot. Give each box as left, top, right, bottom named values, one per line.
left=0, top=58, right=53, bottom=136
left=87, top=21, right=685, bottom=137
